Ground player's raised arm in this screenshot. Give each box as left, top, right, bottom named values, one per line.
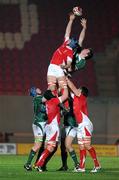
left=64, top=13, right=76, bottom=39
left=58, top=86, right=68, bottom=103
left=78, top=18, right=87, bottom=47
left=66, top=77, right=81, bottom=97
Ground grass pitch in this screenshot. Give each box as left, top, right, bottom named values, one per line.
left=0, top=155, right=119, bottom=180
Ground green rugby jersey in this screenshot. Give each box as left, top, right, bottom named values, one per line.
left=63, top=98, right=78, bottom=127
left=33, top=95, right=47, bottom=126
left=64, top=114, right=78, bottom=127
left=75, top=53, right=86, bottom=70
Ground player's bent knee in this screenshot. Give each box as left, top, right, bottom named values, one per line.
left=78, top=138, right=85, bottom=146
left=65, top=143, right=71, bottom=151
left=34, top=136, right=43, bottom=143
left=84, top=143, right=91, bottom=150
left=58, top=80, right=67, bottom=89
left=33, top=143, right=42, bottom=152
left=47, top=142, right=56, bottom=152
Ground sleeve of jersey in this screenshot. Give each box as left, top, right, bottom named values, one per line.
left=68, top=49, right=74, bottom=61
left=67, top=56, right=72, bottom=63
left=62, top=37, right=69, bottom=47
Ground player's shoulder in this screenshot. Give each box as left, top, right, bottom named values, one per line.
left=81, top=94, right=87, bottom=104
left=34, top=95, right=42, bottom=101
left=48, top=97, right=59, bottom=103
left=77, top=94, right=86, bottom=101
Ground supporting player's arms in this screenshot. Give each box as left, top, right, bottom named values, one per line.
left=66, top=77, right=81, bottom=97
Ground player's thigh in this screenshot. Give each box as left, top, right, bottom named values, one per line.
left=32, top=123, right=45, bottom=141
left=65, top=135, right=74, bottom=148
left=57, top=76, right=67, bottom=88
left=65, top=126, right=77, bottom=138
left=65, top=127, right=77, bottom=148
left=77, top=123, right=93, bottom=145
left=47, top=64, right=64, bottom=78
left=45, top=123, right=59, bottom=142
left=47, top=75, right=57, bottom=83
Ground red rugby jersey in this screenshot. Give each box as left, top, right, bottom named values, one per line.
left=73, top=94, right=88, bottom=124
left=50, top=39, right=73, bottom=65
left=45, top=97, right=60, bottom=124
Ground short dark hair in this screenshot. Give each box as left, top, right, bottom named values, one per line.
left=85, top=48, right=93, bottom=60
left=81, top=86, right=89, bottom=97
left=43, top=90, right=56, bottom=100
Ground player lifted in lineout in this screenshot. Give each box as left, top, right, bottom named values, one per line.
left=47, top=9, right=86, bottom=100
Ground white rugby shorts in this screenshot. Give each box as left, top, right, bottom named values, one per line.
left=47, top=64, right=65, bottom=78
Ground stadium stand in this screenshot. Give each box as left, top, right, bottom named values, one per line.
left=0, top=1, right=118, bottom=96
left=0, top=0, right=119, bottom=145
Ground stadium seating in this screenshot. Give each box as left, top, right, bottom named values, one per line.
left=0, top=0, right=119, bottom=96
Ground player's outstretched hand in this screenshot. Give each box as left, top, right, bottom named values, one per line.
left=81, top=18, right=87, bottom=29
